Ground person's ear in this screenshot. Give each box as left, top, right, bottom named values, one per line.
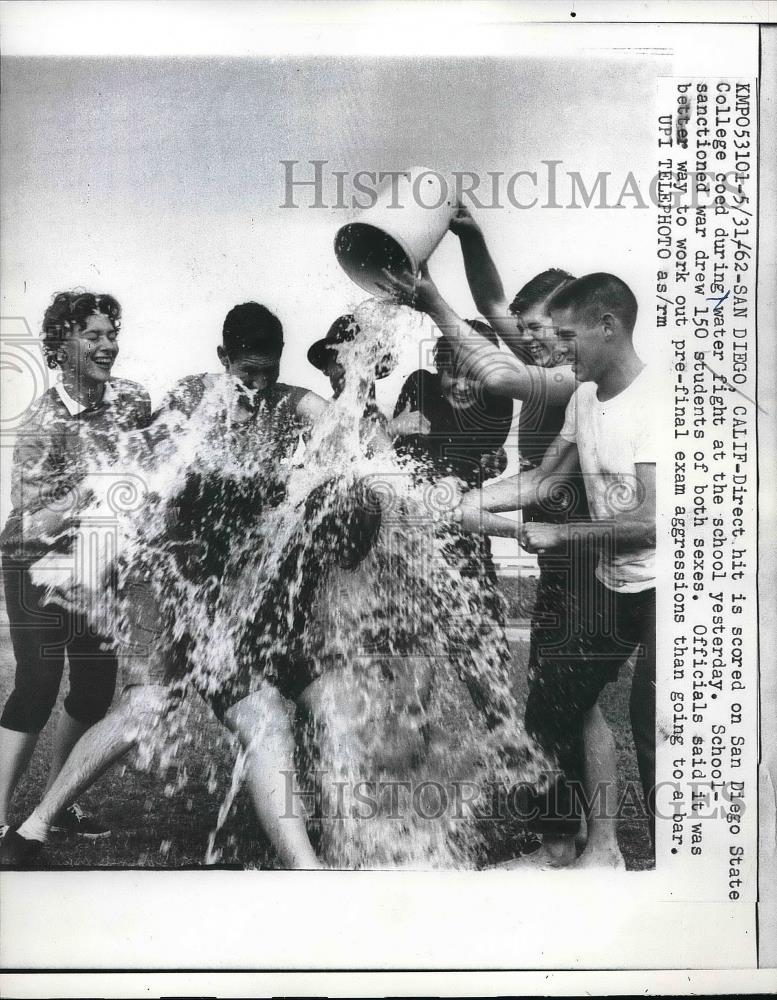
left=601, top=312, right=616, bottom=340
left=216, top=345, right=229, bottom=369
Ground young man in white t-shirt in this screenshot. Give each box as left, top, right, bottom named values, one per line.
left=459, top=272, right=656, bottom=868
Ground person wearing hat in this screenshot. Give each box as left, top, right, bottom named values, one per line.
left=308, top=314, right=430, bottom=439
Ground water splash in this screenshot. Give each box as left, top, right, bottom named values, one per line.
left=30, top=300, right=549, bottom=868
left=206, top=744, right=248, bottom=865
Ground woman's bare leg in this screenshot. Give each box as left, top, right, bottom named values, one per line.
left=16, top=685, right=170, bottom=840
left=223, top=685, right=321, bottom=869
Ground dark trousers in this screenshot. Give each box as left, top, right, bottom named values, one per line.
left=1, top=556, right=118, bottom=733
left=525, top=571, right=656, bottom=841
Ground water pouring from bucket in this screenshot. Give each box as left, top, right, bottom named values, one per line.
left=334, top=167, right=455, bottom=296
left=26, top=302, right=549, bottom=869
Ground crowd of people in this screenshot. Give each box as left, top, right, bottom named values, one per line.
left=0, top=204, right=656, bottom=869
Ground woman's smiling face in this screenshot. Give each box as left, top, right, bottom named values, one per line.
left=61, top=312, right=119, bottom=385
left=439, top=367, right=478, bottom=410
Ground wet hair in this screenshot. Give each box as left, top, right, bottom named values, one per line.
left=302, top=478, right=383, bottom=572
left=227, top=475, right=383, bottom=699
left=222, top=302, right=284, bottom=358
left=249, top=478, right=383, bottom=669
left=508, top=269, right=575, bottom=317
left=41, top=291, right=121, bottom=370
left=433, top=319, right=498, bottom=374
left=548, top=272, right=638, bottom=333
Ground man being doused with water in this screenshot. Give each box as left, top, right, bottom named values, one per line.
left=307, top=311, right=430, bottom=441
left=2, top=296, right=538, bottom=868
left=1, top=301, right=337, bottom=868
left=223, top=471, right=547, bottom=869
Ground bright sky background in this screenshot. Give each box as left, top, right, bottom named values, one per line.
left=0, top=45, right=680, bottom=553
left=1, top=52, right=663, bottom=391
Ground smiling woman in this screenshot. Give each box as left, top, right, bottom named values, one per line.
left=41, top=291, right=122, bottom=407
left=0, top=288, right=152, bottom=843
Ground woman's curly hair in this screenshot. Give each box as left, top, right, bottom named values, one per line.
left=41, top=291, right=121, bottom=370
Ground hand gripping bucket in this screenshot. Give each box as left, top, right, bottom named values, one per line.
left=334, top=167, right=456, bottom=296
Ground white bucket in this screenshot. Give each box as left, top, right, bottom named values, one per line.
left=334, top=167, right=456, bottom=296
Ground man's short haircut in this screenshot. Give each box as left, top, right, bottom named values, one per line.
left=222, top=302, right=284, bottom=357
left=548, top=272, right=638, bottom=332
left=509, top=268, right=575, bottom=316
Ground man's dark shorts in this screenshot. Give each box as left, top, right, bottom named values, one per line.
left=524, top=559, right=656, bottom=837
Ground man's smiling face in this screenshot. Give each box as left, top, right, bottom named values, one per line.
left=513, top=299, right=562, bottom=368
left=551, top=305, right=605, bottom=383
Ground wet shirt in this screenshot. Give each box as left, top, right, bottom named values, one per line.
left=156, top=374, right=311, bottom=580
left=160, top=373, right=309, bottom=426
left=393, top=369, right=512, bottom=488
left=0, top=378, right=152, bottom=558
left=228, top=479, right=386, bottom=705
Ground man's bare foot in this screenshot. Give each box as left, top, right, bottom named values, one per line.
left=485, top=855, right=536, bottom=870
left=494, top=835, right=578, bottom=870
left=512, top=843, right=577, bottom=869
left=568, top=844, right=626, bottom=870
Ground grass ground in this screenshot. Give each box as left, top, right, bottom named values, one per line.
left=0, top=597, right=653, bottom=871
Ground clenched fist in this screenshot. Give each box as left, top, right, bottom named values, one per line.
left=449, top=201, right=482, bottom=239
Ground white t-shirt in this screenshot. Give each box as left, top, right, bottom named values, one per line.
left=559, top=366, right=657, bottom=593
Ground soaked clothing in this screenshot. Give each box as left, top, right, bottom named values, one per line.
left=393, top=368, right=514, bottom=729
left=201, top=478, right=383, bottom=717
left=160, top=374, right=309, bottom=578
left=0, top=379, right=152, bottom=559
left=0, top=378, right=151, bottom=734
left=199, top=474, right=514, bottom=729
left=130, top=375, right=318, bottom=714
left=336, top=384, right=387, bottom=434
left=161, top=373, right=309, bottom=425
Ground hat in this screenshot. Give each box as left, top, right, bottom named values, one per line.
left=307, top=315, right=360, bottom=371
left=307, top=314, right=394, bottom=379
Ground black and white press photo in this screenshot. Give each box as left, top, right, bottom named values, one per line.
left=0, top=1, right=774, bottom=992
